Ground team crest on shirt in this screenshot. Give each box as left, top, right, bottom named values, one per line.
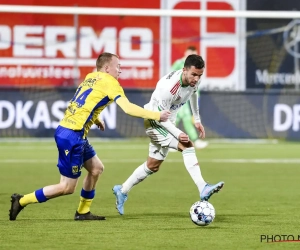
left=72, top=165, right=82, bottom=174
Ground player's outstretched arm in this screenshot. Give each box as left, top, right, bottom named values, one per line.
left=116, top=97, right=170, bottom=121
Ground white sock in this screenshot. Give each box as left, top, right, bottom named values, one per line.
left=182, top=147, right=206, bottom=194
left=121, top=162, right=153, bottom=194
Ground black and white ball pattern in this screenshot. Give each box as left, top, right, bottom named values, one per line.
left=189, top=201, right=216, bottom=226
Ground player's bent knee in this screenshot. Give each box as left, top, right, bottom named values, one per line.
left=150, top=166, right=160, bottom=172
left=147, top=157, right=163, bottom=172
left=91, top=164, right=104, bottom=176
left=90, top=160, right=104, bottom=176
left=84, top=156, right=104, bottom=176
left=148, top=162, right=162, bottom=172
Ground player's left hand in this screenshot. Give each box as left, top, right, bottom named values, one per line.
left=95, top=120, right=105, bottom=131
left=195, top=122, right=205, bottom=139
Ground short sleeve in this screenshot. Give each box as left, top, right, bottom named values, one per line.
left=105, top=77, right=126, bottom=101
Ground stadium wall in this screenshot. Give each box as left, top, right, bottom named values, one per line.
left=0, top=89, right=299, bottom=140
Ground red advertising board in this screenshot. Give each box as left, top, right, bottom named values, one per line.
left=0, top=0, right=244, bottom=90
left=0, top=0, right=160, bottom=88
left=170, top=0, right=241, bottom=91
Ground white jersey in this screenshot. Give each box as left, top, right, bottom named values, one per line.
left=144, top=70, right=201, bottom=139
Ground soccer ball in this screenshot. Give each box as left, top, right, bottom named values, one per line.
left=189, top=201, right=216, bottom=226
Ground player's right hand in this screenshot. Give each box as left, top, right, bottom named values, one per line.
left=159, top=110, right=171, bottom=122
left=95, top=120, right=105, bottom=131
left=179, top=133, right=189, bottom=143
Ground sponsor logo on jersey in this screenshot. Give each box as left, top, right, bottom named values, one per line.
left=166, top=71, right=176, bottom=79
left=170, top=102, right=185, bottom=110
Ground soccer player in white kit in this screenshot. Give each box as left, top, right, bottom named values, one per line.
left=113, top=54, right=224, bottom=215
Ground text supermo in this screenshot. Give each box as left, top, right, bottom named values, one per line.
left=0, top=25, right=153, bottom=63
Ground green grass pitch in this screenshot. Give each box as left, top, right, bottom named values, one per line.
left=0, top=139, right=300, bottom=249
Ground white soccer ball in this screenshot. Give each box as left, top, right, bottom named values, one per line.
left=189, top=201, right=216, bottom=226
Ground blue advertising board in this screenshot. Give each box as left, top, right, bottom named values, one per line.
left=0, top=89, right=299, bottom=140
left=246, top=0, right=300, bottom=90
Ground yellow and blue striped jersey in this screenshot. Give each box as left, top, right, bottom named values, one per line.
left=60, top=71, right=125, bottom=137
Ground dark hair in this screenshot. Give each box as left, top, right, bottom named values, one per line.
left=186, top=45, right=197, bottom=51
left=184, top=54, right=205, bottom=69
left=96, top=52, right=119, bottom=71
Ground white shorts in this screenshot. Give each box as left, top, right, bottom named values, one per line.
left=144, top=120, right=178, bottom=160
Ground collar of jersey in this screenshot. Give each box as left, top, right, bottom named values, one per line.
left=180, top=73, right=189, bottom=88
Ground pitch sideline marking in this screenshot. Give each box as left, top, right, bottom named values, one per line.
left=1, top=158, right=300, bottom=164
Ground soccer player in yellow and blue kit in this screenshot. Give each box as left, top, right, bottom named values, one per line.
left=9, top=52, right=170, bottom=221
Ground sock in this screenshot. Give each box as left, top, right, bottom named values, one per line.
left=182, top=147, right=206, bottom=194
left=19, top=188, right=47, bottom=207
left=121, top=162, right=153, bottom=194
left=77, top=189, right=95, bottom=214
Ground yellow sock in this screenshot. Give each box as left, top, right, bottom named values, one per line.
left=77, top=197, right=93, bottom=214
left=19, top=192, right=38, bottom=207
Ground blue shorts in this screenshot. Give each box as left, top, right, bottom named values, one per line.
left=54, top=126, right=96, bottom=179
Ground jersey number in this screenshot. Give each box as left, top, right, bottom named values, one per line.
left=71, top=87, right=93, bottom=108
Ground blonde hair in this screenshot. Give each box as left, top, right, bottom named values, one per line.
left=96, top=52, right=119, bottom=71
